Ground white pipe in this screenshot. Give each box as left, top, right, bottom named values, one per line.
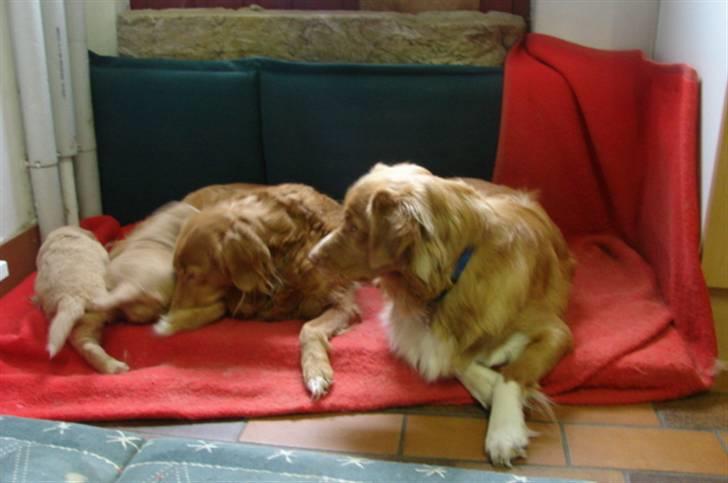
left=7, top=0, right=66, bottom=240
left=41, top=0, right=80, bottom=225
left=65, top=0, right=103, bottom=217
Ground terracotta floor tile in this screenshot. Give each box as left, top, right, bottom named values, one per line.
left=525, top=422, right=567, bottom=466
left=528, top=404, right=659, bottom=426
left=628, top=471, right=728, bottom=483
left=403, top=415, right=486, bottom=461
left=655, top=394, right=728, bottom=430
left=240, top=413, right=402, bottom=455
left=459, top=463, right=625, bottom=483
left=403, top=415, right=565, bottom=466
left=565, top=425, right=728, bottom=475
left=710, top=370, right=728, bottom=394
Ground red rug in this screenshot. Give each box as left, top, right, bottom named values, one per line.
left=0, top=34, right=716, bottom=420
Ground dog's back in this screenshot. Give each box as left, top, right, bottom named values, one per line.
left=97, top=202, right=198, bottom=323
left=34, top=226, right=109, bottom=356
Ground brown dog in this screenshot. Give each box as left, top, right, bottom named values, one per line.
left=34, top=226, right=129, bottom=374
left=157, top=183, right=359, bottom=398
left=309, top=163, right=573, bottom=466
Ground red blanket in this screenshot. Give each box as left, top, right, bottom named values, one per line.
left=0, top=34, right=715, bottom=420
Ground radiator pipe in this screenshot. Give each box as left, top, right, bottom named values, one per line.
left=65, top=0, right=103, bottom=218
left=41, top=0, right=80, bottom=225
left=7, top=0, right=66, bottom=240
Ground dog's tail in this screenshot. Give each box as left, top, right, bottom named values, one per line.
left=524, top=386, right=556, bottom=423
left=92, top=281, right=141, bottom=312
left=47, top=296, right=85, bottom=358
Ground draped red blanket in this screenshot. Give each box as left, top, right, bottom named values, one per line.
left=0, top=34, right=716, bottom=420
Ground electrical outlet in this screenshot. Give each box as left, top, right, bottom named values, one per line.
left=0, top=260, right=8, bottom=282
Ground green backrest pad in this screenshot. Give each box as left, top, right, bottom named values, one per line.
left=90, top=55, right=265, bottom=224
left=90, top=54, right=503, bottom=223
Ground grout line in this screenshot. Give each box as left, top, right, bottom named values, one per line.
left=715, top=429, right=728, bottom=455
left=652, top=402, right=668, bottom=428
left=558, top=421, right=571, bottom=466
left=235, top=421, right=247, bottom=442
left=396, top=415, right=408, bottom=457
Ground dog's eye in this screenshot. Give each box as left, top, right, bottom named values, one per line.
left=345, top=224, right=359, bottom=234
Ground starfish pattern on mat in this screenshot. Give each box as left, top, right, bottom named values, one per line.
left=336, top=456, right=373, bottom=469
left=266, top=449, right=295, bottom=464
left=187, top=441, right=218, bottom=453
left=105, top=430, right=142, bottom=450
left=42, top=422, right=71, bottom=435
left=415, top=465, right=447, bottom=478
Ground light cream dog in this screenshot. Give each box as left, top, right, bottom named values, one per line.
left=34, top=226, right=128, bottom=374
left=93, top=201, right=198, bottom=323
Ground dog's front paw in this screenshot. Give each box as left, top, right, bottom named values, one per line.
left=103, top=359, right=130, bottom=375
left=303, top=363, right=333, bottom=400
left=306, top=376, right=332, bottom=399
left=153, top=317, right=177, bottom=336
left=485, top=423, right=529, bottom=467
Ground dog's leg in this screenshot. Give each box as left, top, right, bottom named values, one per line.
left=485, top=378, right=531, bottom=467
left=299, top=305, right=357, bottom=399
left=69, top=312, right=129, bottom=374
left=480, top=332, right=530, bottom=368
left=499, top=319, right=572, bottom=387
left=455, top=362, right=500, bottom=408
left=154, top=302, right=226, bottom=336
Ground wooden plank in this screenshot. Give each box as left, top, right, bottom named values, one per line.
left=0, top=225, right=40, bottom=297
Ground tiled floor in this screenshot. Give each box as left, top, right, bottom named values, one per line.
left=106, top=375, right=728, bottom=483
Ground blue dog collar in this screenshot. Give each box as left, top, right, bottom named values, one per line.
left=433, top=246, right=474, bottom=303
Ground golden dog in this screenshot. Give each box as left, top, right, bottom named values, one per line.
left=157, top=183, right=359, bottom=398
left=309, top=163, right=573, bottom=466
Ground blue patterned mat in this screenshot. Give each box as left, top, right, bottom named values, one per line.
left=0, top=415, right=589, bottom=482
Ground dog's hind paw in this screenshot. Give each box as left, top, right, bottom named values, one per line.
left=305, top=376, right=332, bottom=400
left=153, top=317, right=177, bottom=337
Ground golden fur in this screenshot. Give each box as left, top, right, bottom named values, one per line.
left=158, top=183, right=359, bottom=398
left=34, top=226, right=128, bottom=374
left=182, top=182, right=264, bottom=209
left=93, top=202, right=198, bottom=323
left=309, top=163, right=574, bottom=465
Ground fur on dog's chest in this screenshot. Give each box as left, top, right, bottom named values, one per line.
left=381, top=301, right=457, bottom=382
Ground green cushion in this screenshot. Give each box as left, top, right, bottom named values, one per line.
left=259, top=59, right=502, bottom=200
left=90, top=54, right=503, bottom=222
left=90, top=56, right=264, bottom=224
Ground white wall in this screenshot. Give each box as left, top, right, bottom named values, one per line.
left=85, top=0, right=129, bottom=55
left=0, top=0, right=35, bottom=243
left=654, top=0, right=728, bottom=227
left=532, top=0, right=660, bottom=55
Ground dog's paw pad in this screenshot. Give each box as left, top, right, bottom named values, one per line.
left=306, top=376, right=331, bottom=400
left=153, top=318, right=176, bottom=337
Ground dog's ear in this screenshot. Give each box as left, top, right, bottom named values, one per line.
left=368, top=188, right=430, bottom=270
left=221, top=222, right=278, bottom=295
